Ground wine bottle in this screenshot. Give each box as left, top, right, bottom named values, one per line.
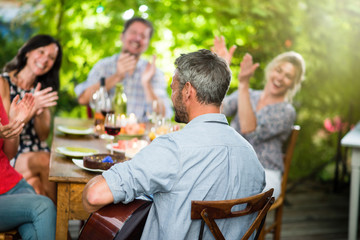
left=112, top=83, right=127, bottom=116
left=94, top=77, right=108, bottom=136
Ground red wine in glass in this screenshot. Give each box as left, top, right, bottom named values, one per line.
left=105, top=126, right=121, bottom=136
left=101, top=109, right=115, bottom=117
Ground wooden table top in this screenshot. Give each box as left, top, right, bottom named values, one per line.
left=49, top=117, right=107, bottom=183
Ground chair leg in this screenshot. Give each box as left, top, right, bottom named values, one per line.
left=273, top=205, right=284, bottom=240
left=257, top=225, right=266, bottom=240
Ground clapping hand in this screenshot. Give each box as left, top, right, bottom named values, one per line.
left=212, top=36, right=237, bottom=65
left=33, top=83, right=58, bottom=116
left=238, top=53, right=259, bottom=84
left=1, top=93, right=35, bottom=139
left=141, top=55, right=156, bottom=85
left=116, top=53, right=137, bottom=79
left=9, top=93, right=35, bottom=123
left=0, top=119, right=24, bottom=139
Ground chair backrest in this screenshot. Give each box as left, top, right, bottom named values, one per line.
left=279, top=125, right=300, bottom=199
left=191, top=188, right=275, bottom=240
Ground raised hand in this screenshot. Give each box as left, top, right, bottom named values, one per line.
left=141, top=55, right=156, bottom=85
left=9, top=93, right=35, bottom=123
left=0, top=93, right=34, bottom=139
left=0, top=119, right=24, bottom=139
left=33, top=83, right=58, bottom=116
left=211, top=36, right=237, bottom=65
left=238, top=53, right=260, bottom=84
left=116, top=53, right=137, bottom=79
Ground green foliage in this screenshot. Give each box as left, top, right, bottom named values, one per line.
left=0, top=19, right=31, bottom=69
left=2, top=0, right=360, bottom=181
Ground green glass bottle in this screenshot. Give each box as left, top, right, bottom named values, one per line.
left=112, top=83, right=127, bottom=116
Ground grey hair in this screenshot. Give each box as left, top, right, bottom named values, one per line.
left=265, top=51, right=306, bottom=102
left=174, top=49, right=232, bottom=106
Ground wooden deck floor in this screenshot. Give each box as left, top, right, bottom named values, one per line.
left=69, top=180, right=352, bottom=239
left=265, top=180, right=350, bottom=240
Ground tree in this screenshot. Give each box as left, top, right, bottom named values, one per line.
left=3, top=0, right=360, bottom=181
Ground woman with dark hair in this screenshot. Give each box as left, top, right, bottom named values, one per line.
left=0, top=34, right=62, bottom=203
left=213, top=36, right=305, bottom=200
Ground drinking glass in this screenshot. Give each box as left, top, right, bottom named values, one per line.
left=104, top=113, right=121, bottom=154
left=100, top=96, right=114, bottom=117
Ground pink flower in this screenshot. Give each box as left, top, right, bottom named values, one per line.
left=324, top=118, right=336, bottom=133
left=323, top=116, right=349, bottom=133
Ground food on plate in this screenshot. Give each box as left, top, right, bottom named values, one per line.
left=102, top=156, right=114, bottom=163
left=120, top=123, right=145, bottom=135
left=156, top=125, right=170, bottom=135
left=148, top=123, right=182, bottom=141
left=148, top=131, right=156, bottom=141
left=112, top=138, right=149, bottom=157
left=83, top=153, right=129, bottom=170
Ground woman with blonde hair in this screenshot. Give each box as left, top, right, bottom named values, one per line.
left=213, top=36, right=305, bottom=199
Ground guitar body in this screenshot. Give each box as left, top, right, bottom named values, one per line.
left=79, top=199, right=152, bottom=240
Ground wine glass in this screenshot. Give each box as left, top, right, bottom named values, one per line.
left=100, top=96, right=114, bottom=117
left=104, top=113, right=121, bottom=154
left=98, top=96, right=113, bottom=138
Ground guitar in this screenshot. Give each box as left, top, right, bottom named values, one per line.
left=79, top=199, right=152, bottom=240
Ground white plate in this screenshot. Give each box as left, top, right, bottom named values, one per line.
left=106, top=140, right=148, bottom=158
left=56, top=146, right=99, bottom=158
left=72, top=159, right=104, bottom=173
left=57, top=125, right=94, bottom=135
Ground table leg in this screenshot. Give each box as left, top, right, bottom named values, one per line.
left=56, top=183, right=70, bottom=240
left=348, top=149, right=360, bottom=240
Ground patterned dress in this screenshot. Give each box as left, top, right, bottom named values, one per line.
left=222, top=89, right=296, bottom=172
left=2, top=73, right=49, bottom=161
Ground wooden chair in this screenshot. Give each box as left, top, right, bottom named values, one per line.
left=191, top=188, right=275, bottom=240
left=259, top=125, right=300, bottom=240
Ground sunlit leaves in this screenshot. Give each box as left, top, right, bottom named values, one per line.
left=2, top=0, right=358, bottom=180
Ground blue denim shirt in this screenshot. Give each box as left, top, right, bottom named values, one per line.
left=103, top=113, right=265, bottom=240
left=75, top=54, right=173, bottom=122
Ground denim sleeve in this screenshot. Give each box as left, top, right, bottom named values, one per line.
left=74, top=60, right=107, bottom=97
left=102, top=135, right=180, bottom=204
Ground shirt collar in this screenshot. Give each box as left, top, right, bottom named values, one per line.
left=184, top=113, right=228, bottom=129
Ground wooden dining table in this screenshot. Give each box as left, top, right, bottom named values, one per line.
left=49, top=117, right=109, bottom=239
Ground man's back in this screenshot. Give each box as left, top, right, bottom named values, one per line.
left=104, top=114, right=265, bottom=239
left=83, top=49, right=266, bottom=240
left=148, top=114, right=264, bottom=239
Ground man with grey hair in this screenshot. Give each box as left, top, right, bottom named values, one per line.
left=82, top=49, right=265, bottom=239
